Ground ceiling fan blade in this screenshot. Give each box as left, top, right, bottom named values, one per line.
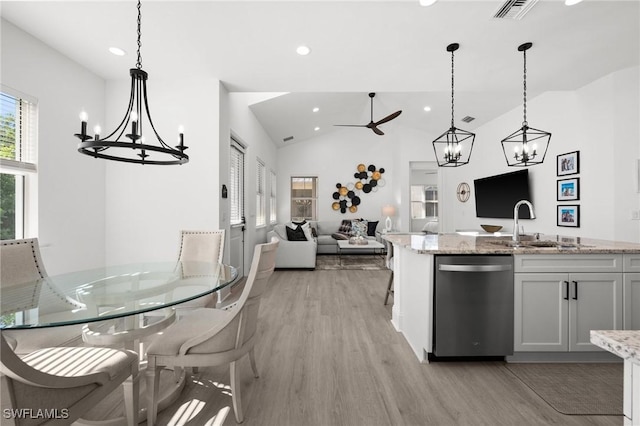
left=374, top=110, right=402, bottom=126
left=334, top=124, right=368, bottom=127
left=371, top=126, right=385, bottom=136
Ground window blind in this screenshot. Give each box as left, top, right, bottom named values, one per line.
left=256, top=158, right=266, bottom=227
left=0, top=89, right=37, bottom=172
left=229, top=141, right=245, bottom=225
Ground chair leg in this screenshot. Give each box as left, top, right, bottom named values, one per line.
left=230, top=361, right=244, bottom=423
left=146, top=360, right=161, bottom=426
left=384, top=271, right=394, bottom=305
left=249, top=348, right=259, bottom=378
left=123, top=371, right=140, bottom=426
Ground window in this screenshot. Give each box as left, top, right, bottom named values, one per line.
left=410, top=184, right=438, bottom=219
left=291, top=177, right=317, bottom=221
left=269, top=170, right=277, bottom=224
left=256, top=158, right=266, bottom=227
left=229, top=140, right=245, bottom=225
left=1, top=88, right=37, bottom=240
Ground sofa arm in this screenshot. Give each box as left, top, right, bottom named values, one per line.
left=267, top=232, right=317, bottom=269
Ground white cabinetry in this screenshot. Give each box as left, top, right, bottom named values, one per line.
left=514, top=255, right=623, bottom=352
left=624, top=254, right=640, bottom=330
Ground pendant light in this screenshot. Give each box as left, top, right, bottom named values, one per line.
left=432, top=43, right=475, bottom=167
left=501, top=42, right=551, bottom=167
left=75, top=0, right=188, bottom=165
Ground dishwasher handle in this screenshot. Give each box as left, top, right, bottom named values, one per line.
left=438, top=264, right=513, bottom=273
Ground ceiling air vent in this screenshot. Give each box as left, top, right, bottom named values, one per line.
left=493, top=0, right=539, bottom=20
left=461, top=116, right=475, bottom=123
left=283, top=136, right=294, bottom=142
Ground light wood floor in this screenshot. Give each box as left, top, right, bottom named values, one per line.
left=145, top=269, right=622, bottom=426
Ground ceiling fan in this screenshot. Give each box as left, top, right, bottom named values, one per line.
left=334, top=92, right=402, bottom=135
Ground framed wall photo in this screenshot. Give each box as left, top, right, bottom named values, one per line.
left=557, top=177, right=580, bottom=201
left=557, top=205, right=580, bottom=227
left=557, top=151, right=580, bottom=176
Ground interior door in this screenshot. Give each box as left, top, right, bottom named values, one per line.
left=229, top=139, right=245, bottom=278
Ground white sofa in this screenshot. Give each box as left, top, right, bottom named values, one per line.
left=310, top=220, right=381, bottom=254
left=267, top=224, right=317, bottom=269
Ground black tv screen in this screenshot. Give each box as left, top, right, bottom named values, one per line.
left=474, top=169, right=532, bottom=219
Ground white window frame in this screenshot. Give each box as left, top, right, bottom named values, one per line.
left=256, top=158, right=266, bottom=227
left=269, top=169, right=277, bottom=224
left=290, top=176, right=317, bottom=221
left=1, top=86, right=38, bottom=240
left=229, top=139, right=245, bottom=226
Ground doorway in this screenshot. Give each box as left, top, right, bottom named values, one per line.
left=409, top=162, right=439, bottom=233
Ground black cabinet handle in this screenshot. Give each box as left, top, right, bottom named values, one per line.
left=572, top=281, right=578, bottom=300
left=564, top=281, right=569, bottom=300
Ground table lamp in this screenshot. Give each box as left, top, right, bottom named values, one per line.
left=382, top=205, right=396, bottom=232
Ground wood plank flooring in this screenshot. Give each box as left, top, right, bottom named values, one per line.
left=147, top=269, right=621, bottom=426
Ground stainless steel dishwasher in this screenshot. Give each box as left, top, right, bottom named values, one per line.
left=433, top=255, right=514, bottom=358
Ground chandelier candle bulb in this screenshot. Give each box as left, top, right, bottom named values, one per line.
left=93, top=125, right=101, bottom=141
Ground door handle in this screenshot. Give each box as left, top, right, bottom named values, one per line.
left=563, top=281, right=569, bottom=300
left=438, top=264, right=512, bottom=272
left=572, top=281, right=578, bottom=300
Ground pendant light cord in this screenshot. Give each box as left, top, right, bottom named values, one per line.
left=136, top=0, right=142, bottom=69
left=450, top=48, right=455, bottom=129
left=522, top=48, right=527, bottom=127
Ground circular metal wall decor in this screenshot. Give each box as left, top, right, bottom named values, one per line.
left=332, top=164, right=386, bottom=214
left=456, top=182, right=471, bottom=202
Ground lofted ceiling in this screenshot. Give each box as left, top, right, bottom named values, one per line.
left=2, top=0, right=638, bottom=146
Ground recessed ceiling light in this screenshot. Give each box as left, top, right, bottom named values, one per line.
left=419, top=0, right=438, bottom=6
left=296, top=45, right=311, bottom=56
left=314, top=127, right=320, bottom=131
left=565, top=0, right=583, bottom=5
left=109, top=47, right=126, bottom=56
left=423, top=106, right=432, bottom=112
left=312, top=107, right=319, bottom=113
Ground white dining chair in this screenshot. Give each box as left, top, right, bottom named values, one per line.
left=0, top=330, right=140, bottom=426
left=0, top=238, right=83, bottom=354
left=145, top=239, right=278, bottom=425
left=173, top=230, right=226, bottom=310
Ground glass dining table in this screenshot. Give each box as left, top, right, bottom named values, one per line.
left=0, top=261, right=238, bottom=423
left=0, top=261, right=238, bottom=330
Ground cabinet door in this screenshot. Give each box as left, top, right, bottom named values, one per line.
left=514, top=273, right=568, bottom=352
left=624, top=273, right=640, bottom=329
left=569, top=273, right=623, bottom=352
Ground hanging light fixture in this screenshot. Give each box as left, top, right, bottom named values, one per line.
left=432, top=43, right=475, bottom=167
left=75, top=0, right=188, bottom=165
left=501, top=42, right=550, bottom=167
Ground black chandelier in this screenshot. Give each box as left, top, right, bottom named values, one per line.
left=432, top=43, right=475, bottom=167
left=75, top=0, right=188, bottom=165
left=501, top=42, right=550, bottom=167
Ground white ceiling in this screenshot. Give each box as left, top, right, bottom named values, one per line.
left=2, top=0, right=639, bottom=145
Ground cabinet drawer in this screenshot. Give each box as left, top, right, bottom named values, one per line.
left=623, top=254, right=640, bottom=272
left=514, top=254, right=623, bottom=273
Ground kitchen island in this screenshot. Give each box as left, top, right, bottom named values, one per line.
left=591, top=330, right=640, bottom=425
left=382, top=232, right=640, bottom=362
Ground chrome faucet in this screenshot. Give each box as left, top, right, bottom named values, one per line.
left=513, top=200, right=536, bottom=243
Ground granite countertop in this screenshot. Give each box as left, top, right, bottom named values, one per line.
left=590, top=330, right=640, bottom=364
left=381, top=233, right=640, bottom=255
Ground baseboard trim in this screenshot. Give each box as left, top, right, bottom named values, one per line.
left=507, top=351, right=621, bottom=363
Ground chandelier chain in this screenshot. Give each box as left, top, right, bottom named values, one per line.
left=522, top=48, right=527, bottom=127
left=136, top=0, right=142, bottom=69
left=451, top=48, right=455, bottom=128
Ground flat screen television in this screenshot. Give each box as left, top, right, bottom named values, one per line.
left=474, top=169, right=532, bottom=219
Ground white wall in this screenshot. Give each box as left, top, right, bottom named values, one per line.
left=103, top=75, right=222, bottom=264
left=440, top=66, right=640, bottom=242
left=1, top=19, right=106, bottom=275
left=228, top=93, right=278, bottom=272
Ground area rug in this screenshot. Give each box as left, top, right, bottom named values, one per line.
left=315, top=254, right=386, bottom=270
left=505, top=363, right=623, bottom=415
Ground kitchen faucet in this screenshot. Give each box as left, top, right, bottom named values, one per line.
left=513, top=200, right=536, bottom=244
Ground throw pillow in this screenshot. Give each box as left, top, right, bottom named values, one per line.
left=338, top=219, right=352, bottom=234
left=367, top=220, right=379, bottom=236
left=285, top=225, right=307, bottom=241
left=311, top=226, right=318, bottom=238
left=331, top=232, right=350, bottom=240
left=351, top=219, right=368, bottom=237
